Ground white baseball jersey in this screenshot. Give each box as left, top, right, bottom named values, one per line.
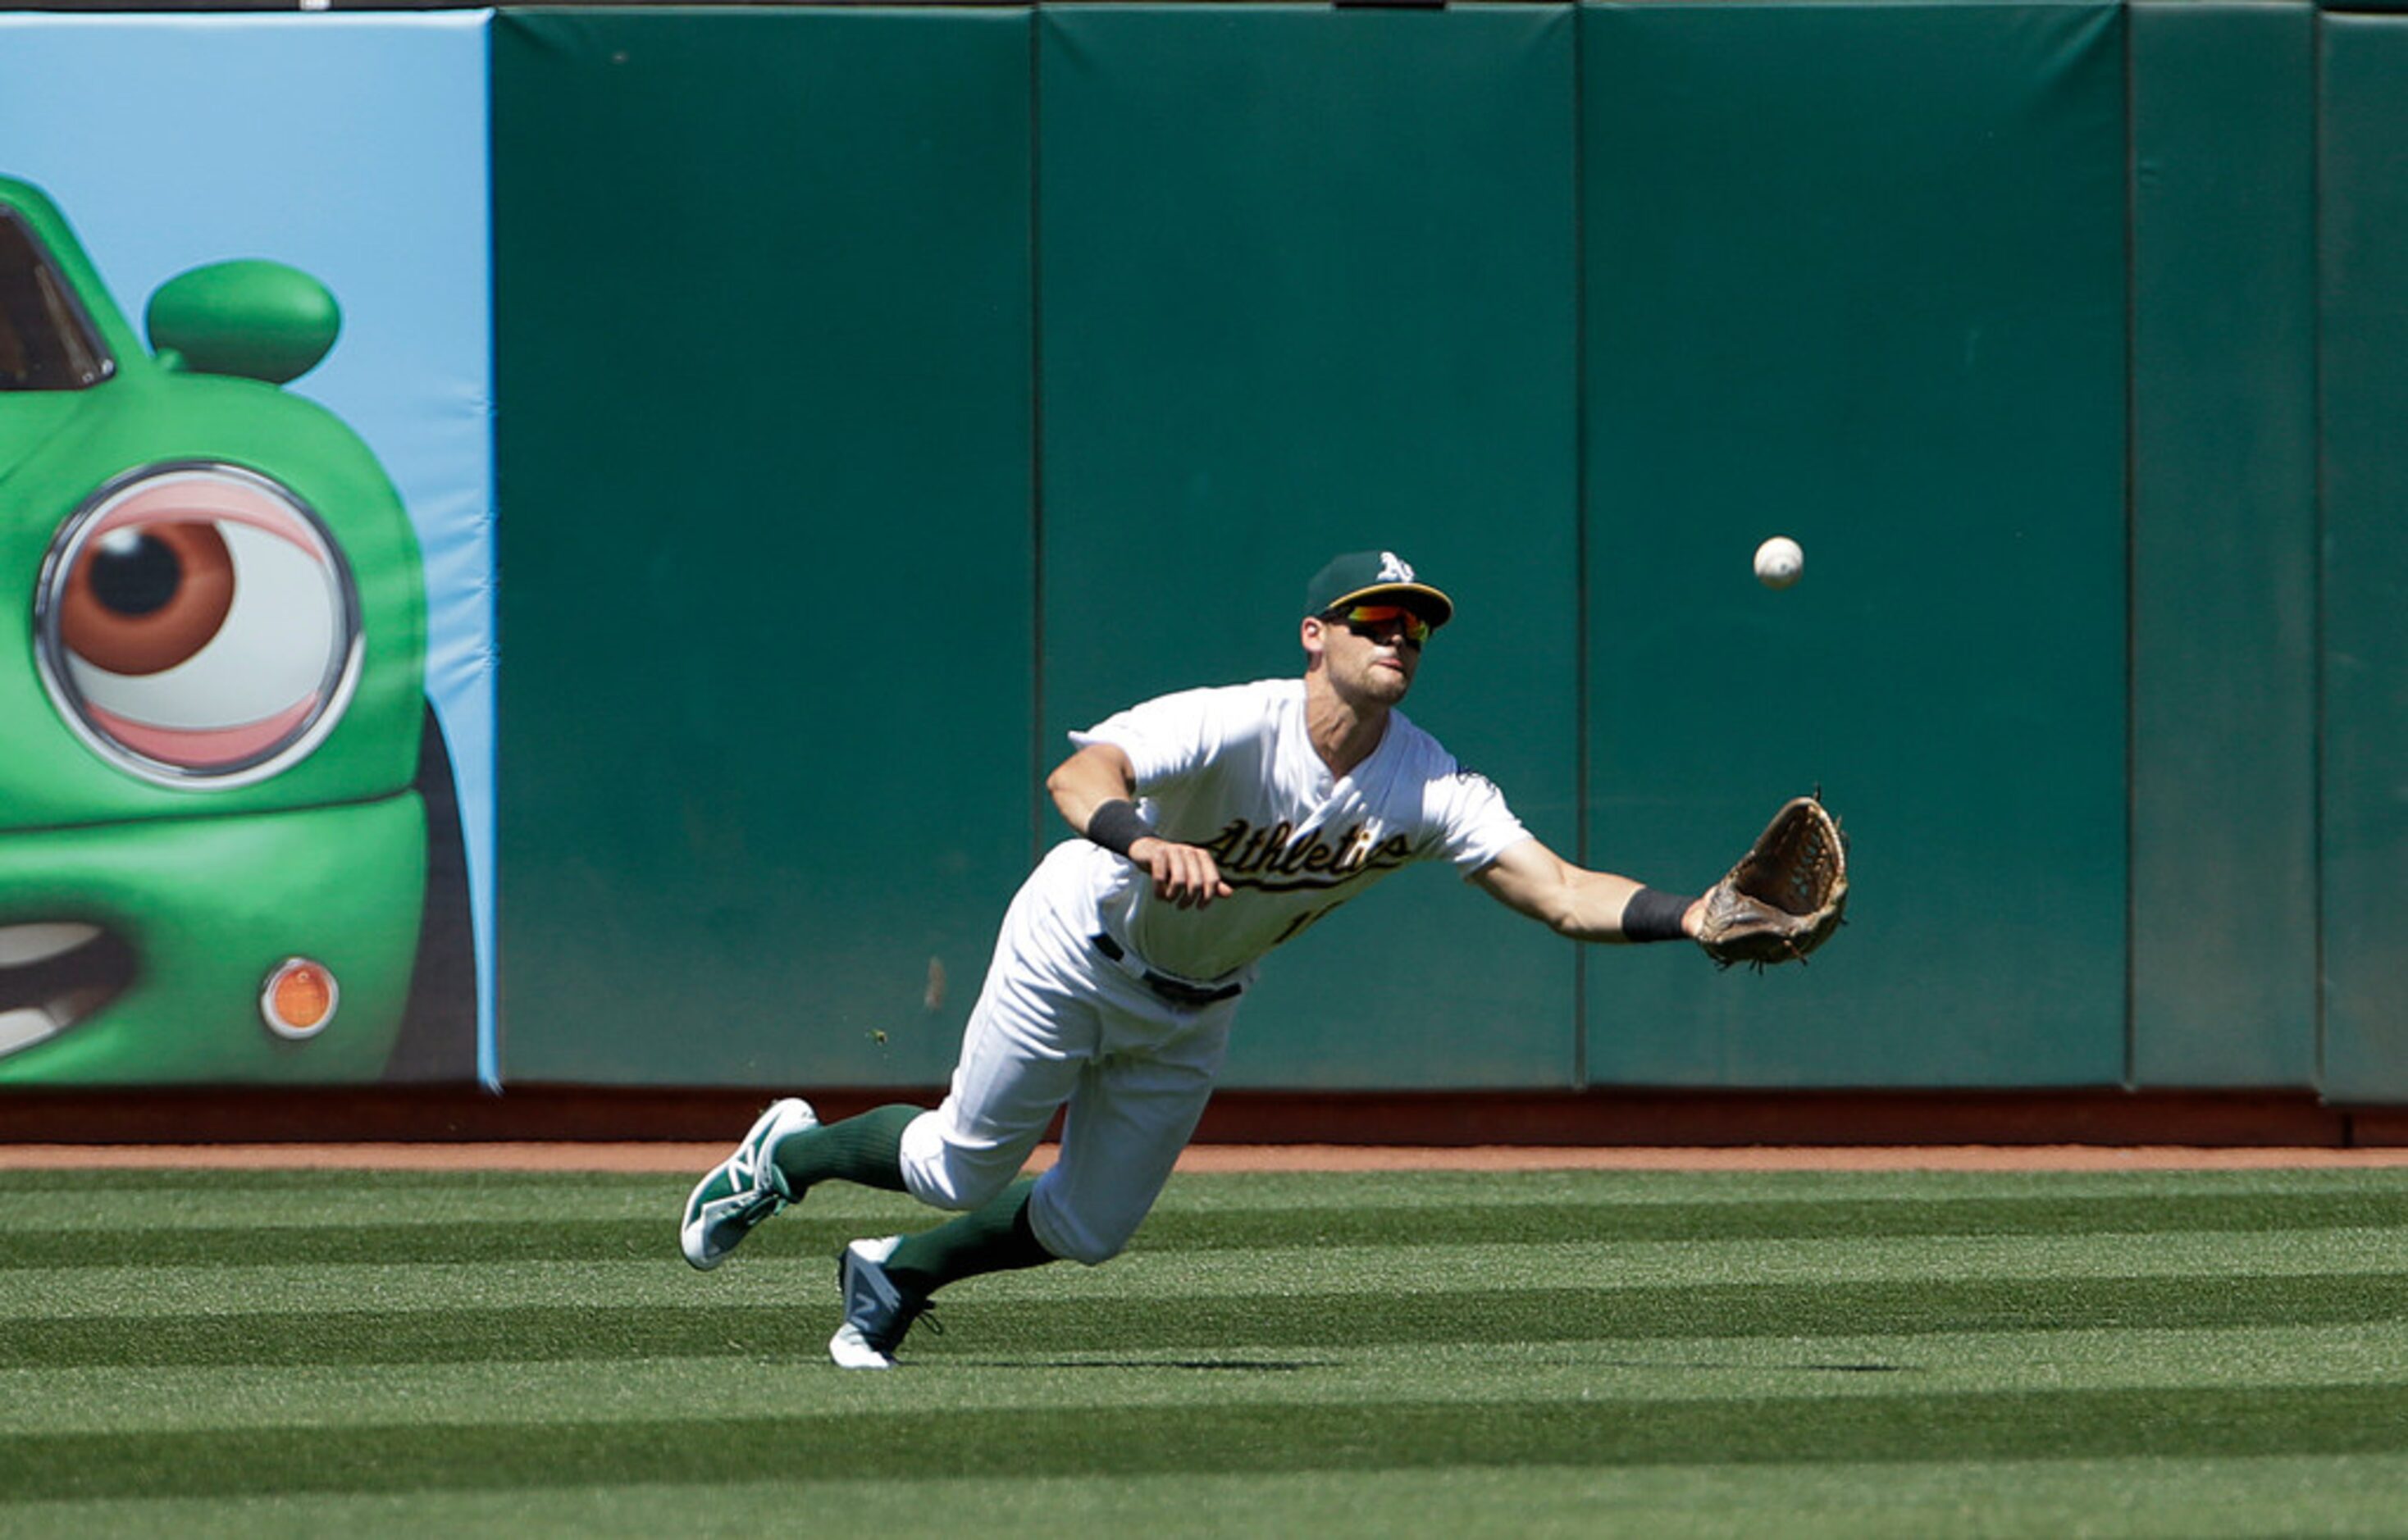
left=898, top=677, right=1532, bottom=1265
left=1030, top=677, right=1533, bottom=984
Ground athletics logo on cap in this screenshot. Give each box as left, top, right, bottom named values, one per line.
left=1303, top=550, right=1456, bottom=630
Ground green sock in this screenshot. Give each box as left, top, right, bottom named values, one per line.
left=770, top=1103, right=918, bottom=1197
left=885, top=1180, right=1056, bottom=1296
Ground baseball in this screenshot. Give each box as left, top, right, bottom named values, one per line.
left=1754, top=535, right=1804, bottom=590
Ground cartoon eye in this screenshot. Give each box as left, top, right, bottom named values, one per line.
left=59, top=522, right=236, bottom=675
left=36, top=464, right=361, bottom=786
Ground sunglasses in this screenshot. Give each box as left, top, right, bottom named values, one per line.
left=1325, top=604, right=1434, bottom=648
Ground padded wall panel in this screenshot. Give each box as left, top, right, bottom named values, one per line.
left=2319, top=12, right=2408, bottom=1101
left=495, top=10, right=1034, bottom=1084
left=2128, top=1, right=2318, bottom=1087
left=1580, top=2, right=2128, bottom=1087
left=1038, top=5, right=1580, bottom=1087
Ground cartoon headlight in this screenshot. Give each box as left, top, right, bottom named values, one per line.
left=34, top=462, right=363, bottom=787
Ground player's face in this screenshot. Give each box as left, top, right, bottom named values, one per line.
left=1311, top=606, right=1425, bottom=705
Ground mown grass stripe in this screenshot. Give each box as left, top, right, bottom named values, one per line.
left=16, top=1231, right=2408, bottom=1324
left=1142, top=1192, right=2408, bottom=1250
left=0, top=1170, right=637, bottom=1195
left=7, top=1169, right=2407, bottom=1205
left=11, top=1320, right=2408, bottom=1436
left=0, top=1385, right=2404, bottom=1501
left=9, top=1189, right=2408, bottom=1266
left=2, top=1273, right=2405, bottom=1368
left=0, top=1223, right=673, bottom=1269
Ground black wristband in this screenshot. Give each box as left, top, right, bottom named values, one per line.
left=1620, top=886, right=1695, bottom=944
left=1085, top=800, right=1152, bottom=859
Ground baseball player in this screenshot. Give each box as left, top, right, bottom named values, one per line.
left=682, top=551, right=1738, bottom=1368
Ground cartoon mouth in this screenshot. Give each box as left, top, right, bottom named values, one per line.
left=0, top=923, right=137, bottom=1059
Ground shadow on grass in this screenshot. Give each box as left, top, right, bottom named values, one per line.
left=1590, top=1359, right=1917, bottom=1374
left=962, top=1357, right=1331, bottom=1371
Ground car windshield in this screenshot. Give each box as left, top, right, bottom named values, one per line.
left=0, top=209, right=112, bottom=391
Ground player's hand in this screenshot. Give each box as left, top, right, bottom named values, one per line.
left=1130, top=836, right=1235, bottom=909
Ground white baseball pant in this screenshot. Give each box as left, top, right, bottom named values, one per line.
left=897, top=869, right=1243, bottom=1266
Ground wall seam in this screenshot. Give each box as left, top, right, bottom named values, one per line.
left=1028, top=2, right=1049, bottom=869
left=2310, top=2, right=2330, bottom=1096
left=2121, top=0, right=2141, bottom=1093
left=1570, top=2, right=1591, bottom=1094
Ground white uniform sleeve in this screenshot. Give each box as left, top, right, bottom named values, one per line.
left=1423, top=765, right=1532, bottom=876
left=1068, top=686, right=1232, bottom=792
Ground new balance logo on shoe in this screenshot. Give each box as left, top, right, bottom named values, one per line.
left=829, top=1236, right=937, bottom=1369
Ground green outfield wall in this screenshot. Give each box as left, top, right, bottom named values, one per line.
left=2319, top=10, right=2408, bottom=1102
left=1034, top=5, right=1580, bottom=1087
left=494, top=10, right=1036, bottom=1088
left=491, top=1, right=2407, bottom=1100
left=1580, top=0, right=2128, bottom=1088
left=2130, top=0, right=2319, bottom=1088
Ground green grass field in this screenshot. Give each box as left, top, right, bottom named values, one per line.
left=3, top=1164, right=2407, bottom=1537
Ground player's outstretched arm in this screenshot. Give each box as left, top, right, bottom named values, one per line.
left=1046, top=743, right=1234, bottom=909
left=1470, top=837, right=1703, bottom=944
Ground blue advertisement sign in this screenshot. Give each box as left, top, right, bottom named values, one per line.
left=0, top=13, right=497, bottom=1086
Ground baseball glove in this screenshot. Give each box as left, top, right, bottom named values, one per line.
left=1694, top=795, right=1849, bottom=969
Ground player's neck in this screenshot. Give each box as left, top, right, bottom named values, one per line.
left=1302, top=672, right=1391, bottom=779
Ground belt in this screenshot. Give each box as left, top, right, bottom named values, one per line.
left=1092, top=932, right=1244, bottom=1008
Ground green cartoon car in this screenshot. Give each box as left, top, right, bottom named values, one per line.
left=0, top=175, right=470, bottom=1085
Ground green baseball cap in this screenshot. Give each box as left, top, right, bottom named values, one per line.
left=1304, top=550, right=1454, bottom=628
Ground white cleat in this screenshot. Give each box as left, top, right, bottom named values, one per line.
left=830, top=1235, right=936, bottom=1369
left=677, top=1098, right=817, bottom=1270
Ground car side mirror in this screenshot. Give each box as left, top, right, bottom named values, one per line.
left=146, top=260, right=340, bottom=385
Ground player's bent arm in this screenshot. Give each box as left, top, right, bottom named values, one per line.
left=1045, top=743, right=1234, bottom=909
left=1047, top=742, right=1142, bottom=832
left=1470, top=837, right=1704, bottom=944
